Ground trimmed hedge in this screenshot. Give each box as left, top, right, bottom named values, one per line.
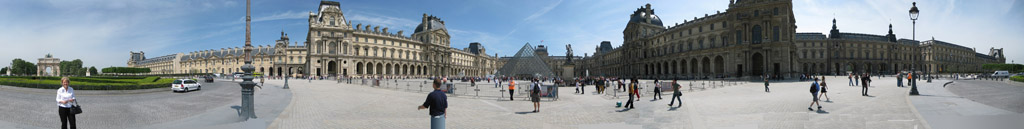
left=1012, top=75, right=1024, bottom=82
left=0, top=76, right=175, bottom=90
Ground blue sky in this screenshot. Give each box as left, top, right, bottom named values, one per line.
left=1, top=0, right=1022, bottom=68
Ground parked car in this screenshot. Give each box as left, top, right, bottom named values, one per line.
left=172, top=79, right=201, bottom=92
left=992, top=71, right=1011, bottom=77
left=204, top=76, right=214, bottom=82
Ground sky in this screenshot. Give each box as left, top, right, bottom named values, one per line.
left=1, top=0, right=1022, bottom=69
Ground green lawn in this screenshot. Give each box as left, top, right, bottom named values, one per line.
left=1012, top=75, right=1024, bottom=82
left=0, top=76, right=176, bottom=90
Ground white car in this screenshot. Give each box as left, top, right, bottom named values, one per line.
left=172, top=79, right=201, bottom=92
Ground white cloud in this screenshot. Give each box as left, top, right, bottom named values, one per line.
left=252, top=10, right=309, bottom=22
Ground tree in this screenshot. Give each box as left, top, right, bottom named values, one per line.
left=59, top=59, right=85, bottom=76
left=10, top=58, right=36, bottom=75
left=982, top=64, right=1024, bottom=73
left=0, top=67, right=8, bottom=75
left=88, top=66, right=98, bottom=75
left=101, top=67, right=151, bottom=75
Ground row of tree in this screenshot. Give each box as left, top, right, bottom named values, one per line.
left=982, top=63, right=1024, bottom=73
left=100, top=67, right=151, bottom=75
left=3, top=58, right=99, bottom=76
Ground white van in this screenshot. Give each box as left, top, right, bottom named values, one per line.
left=991, top=71, right=1011, bottom=77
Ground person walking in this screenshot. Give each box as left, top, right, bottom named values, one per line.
left=260, top=77, right=265, bottom=86
left=819, top=76, right=831, bottom=102
left=861, top=73, right=872, bottom=96
left=56, top=77, right=77, bottom=129
left=530, top=79, right=542, bottom=112
left=764, top=75, right=770, bottom=92
left=897, top=73, right=904, bottom=87
left=579, top=79, right=585, bottom=94
left=668, top=79, right=683, bottom=107
left=624, top=78, right=637, bottom=109
left=633, top=79, right=640, bottom=101
left=854, top=74, right=860, bottom=86
left=418, top=79, right=448, bottom=129
left=575, top=80, right=581, bottom=94
left=508, top=80, right=516, bottom=101
left=808, top=77, right=822, bottom=111
left=848, top=73, right=854, bottom=86
left=652, top=79, right=663, bottom=100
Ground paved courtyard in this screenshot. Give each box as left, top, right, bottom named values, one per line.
left=268, top=76, right=930, bottom=129
left=2, top=76, right=1021, bottom=129
left=0, top=78, right=291, bottom=129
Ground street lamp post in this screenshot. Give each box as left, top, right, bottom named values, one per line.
left=908, top=2, right=921, bottom=95
left=237, top=0, right=261, bottom=120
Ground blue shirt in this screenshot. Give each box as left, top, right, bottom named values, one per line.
left=811, top=81, right=820, bottom=93
left=422, top=90, right=448, bottom=116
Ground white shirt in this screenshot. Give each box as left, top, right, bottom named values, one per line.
left=56, top=87, right=75, bottom=108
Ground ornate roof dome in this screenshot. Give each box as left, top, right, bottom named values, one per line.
left=414, top=14, right=446, bottom=33
left=629, top=4, right=663, bottom=26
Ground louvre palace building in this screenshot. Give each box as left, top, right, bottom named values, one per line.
left=576, top=0, right=1005, bottom=79
left=127, top=1, right=500, bottom=78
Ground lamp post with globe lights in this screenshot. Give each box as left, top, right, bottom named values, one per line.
left=909, top=2, right=921, bottom=95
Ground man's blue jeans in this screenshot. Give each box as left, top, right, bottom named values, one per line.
left=431, top=114, right=445, bottom=129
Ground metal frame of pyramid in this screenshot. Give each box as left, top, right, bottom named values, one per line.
left=497, top=43, right=555, bottom=78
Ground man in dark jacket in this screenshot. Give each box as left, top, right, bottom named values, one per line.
left=418, top=79, right=447, bottom=129
left=861, top=73, right=872, bottom=96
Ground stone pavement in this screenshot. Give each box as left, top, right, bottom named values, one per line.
left=0, top=78, right=292, bottom=129
left=909, top=79, right=1024, bottom=129
left=269, top=76, right=927, bottom=129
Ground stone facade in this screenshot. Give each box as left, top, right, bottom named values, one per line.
left=580, top=1, right=799, bottom=79
left=578, top=0, right=1006, bottom=79
left=127, top=1, right=499, bottom=77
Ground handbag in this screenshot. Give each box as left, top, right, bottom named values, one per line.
left=71, top=101, right=82, bottom=114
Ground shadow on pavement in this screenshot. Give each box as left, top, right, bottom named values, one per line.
left=515, top=111, right=537, bottom=114
left=915, top=94, right=963, bottom=98
left=816, top=109, right=830, bottom=114
left=668, top=106, right=680, bottom=111
left=231, top=105, right=242, bottom=116
left=616, top=108, right=632, bottom=112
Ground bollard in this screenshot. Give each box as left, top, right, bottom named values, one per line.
left=419, top=83, right=423, bottom=92
left=474, top=88, right=480, bottom=98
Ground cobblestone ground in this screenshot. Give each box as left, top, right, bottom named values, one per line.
left=269, top=76, right=926, bottom=129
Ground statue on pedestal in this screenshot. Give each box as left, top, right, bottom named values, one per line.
left=565, top=44, right=573, bottom=65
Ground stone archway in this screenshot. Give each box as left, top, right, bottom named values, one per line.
left=327, top=61, right=337, bottom=77
left=37, top=55, right=61, bottom=76
left=751, top=53, right=764, bottom=76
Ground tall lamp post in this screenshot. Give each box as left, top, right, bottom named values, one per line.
left=908, top=2, right=921, bottom=95
left=238, top=0, right=260, bottom=119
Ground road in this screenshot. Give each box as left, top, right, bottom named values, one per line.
left=946, top=80, right=1024, bottom=113
left=0, top=78, right=241, bottom=129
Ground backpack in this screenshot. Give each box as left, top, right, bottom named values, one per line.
left=809, top=82, right=819, bottom=93
left=532, top=83, right=541, bottom=94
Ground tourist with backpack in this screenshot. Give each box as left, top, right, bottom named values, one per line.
left=808, top=77, right=822, bottom=111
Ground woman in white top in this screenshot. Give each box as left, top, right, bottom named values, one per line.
left=56, top=77, right=77, bottom=129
